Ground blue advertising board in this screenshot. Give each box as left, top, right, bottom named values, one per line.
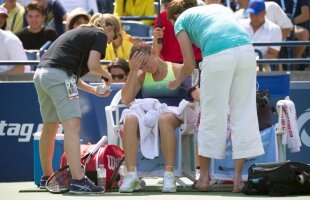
left=0, top=83, right=42, bottom=181
left=0, top=82, right=122, bottom=181
left=211, top=126, right=278, bottom=180
left=287, top=82, right=310, bottom=163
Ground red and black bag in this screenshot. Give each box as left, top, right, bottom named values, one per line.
left=60, top=143, right=124, bottom=189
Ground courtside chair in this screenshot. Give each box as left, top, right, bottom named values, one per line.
left=121, top=20, right=151, bottom=37
left=105, top=89, right=198, bottom=187
left=39, top=41, right=52, bottom=58
left=25, top=41, right=52, bottom=71
left=257, top=72, right=291, bottom=162
left=25, top=50, right=39, bottom=71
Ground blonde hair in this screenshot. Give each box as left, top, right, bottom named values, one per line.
left=167, top=0, right=197, bottom=21
left=80, top=13, right=120, bottom=34
left=129, top=39, right=151, bottom=59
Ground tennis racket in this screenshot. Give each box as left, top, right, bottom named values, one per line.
left=107, top=155, right=125, bottom=189
left=178, top=68, right=200, bottom=90
left=157, top=0, right=162, bottom=44
left=45, top=136, right=108, bottom=193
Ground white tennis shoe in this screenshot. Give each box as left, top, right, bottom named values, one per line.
left=162, top=171, right=176, bottom=193
left=119, top=172, right=141, bottom=193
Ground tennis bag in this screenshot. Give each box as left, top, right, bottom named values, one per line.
left=256, top=90, right=276, bottom=131
left=60, top=143, right=124, bottom=189
left=243, top=161, right=310, bottom=196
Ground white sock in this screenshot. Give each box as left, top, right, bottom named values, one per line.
left=164, top=171, right=174, bottom=177
left=127, top=171, right=138, bottom=178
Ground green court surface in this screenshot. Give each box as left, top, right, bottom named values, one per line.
left=1, top=178, right=310, bottom=200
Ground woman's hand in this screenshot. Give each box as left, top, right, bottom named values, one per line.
left=153, top=26, right=165, bottom=40
left=167, top=79, right=180, bottom=90
left=129, top=51, right=145, bottom=72
left=101, top=71, right=113, bottom=85
left=77, top=79, right=112, bottom=97
left=92, top=85, right=112, bottom=97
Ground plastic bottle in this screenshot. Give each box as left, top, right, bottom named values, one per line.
left=97, top=164, right=106, bottom=188
left=118, top=162, right=127, bottom=187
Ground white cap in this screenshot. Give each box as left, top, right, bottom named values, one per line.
left=0, top=6, right=8, bottom=18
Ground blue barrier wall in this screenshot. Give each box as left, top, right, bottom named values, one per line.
left=0, top=81, right=309, bottom=182
left=287, top=82, right=310, bottom=162
left=0, top=82, right=122, bottom=181
left=0, top=83, right=41, bottom=181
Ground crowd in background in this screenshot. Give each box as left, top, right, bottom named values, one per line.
left=0, top=0, right=309, bottom=74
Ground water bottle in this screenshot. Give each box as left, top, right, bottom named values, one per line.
left=97, top=164, right=106, bottom=188
left=118, top=162, right=127, bottom=187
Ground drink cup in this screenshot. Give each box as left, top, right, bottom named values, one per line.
left=96, top=84, right=106, bottom=94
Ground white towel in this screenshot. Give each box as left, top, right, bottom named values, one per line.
left=120, top=98, right=196, bottom=159
left=277, top=97, right=301, bottom=153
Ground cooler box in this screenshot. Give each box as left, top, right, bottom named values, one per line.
left=33, top=132, right=64, bottom=187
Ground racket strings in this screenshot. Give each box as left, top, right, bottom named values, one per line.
left=46, top=169, right=72, bottom=193
left=178, top=68, right=201, bottom=90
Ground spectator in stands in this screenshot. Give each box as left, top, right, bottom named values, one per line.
left=16, top=2, right=57, bottom=50
left=119, top=40, right=198, bottom=193
left=113, top=0, right=156, bottom=26
left=239, top=0, right=282, bottom=72
left=0, top=5, right=7, bottom=29
left=65, top=7, right=90, bottom=31
left=235, top=0, right=293, bottom=40
left=167, top=0, right=264, bottom=192
left=272, top=0, right=309, bottom=28
left=153, top=0, right=202, bottom=65
left=33, top=0, right=67, bottom=35
left=107, top=57, right=130, bottom=83
left=33, top=13, right=120, bottom=194
left=60, top=0, right=98, bottom=14
left=235, top=0, right=293, bottom=71
left=104, top=16, right=133, bottom=61
left=1, top=0, right=25, bottom=33
left=0, top=28, right=29, bottom=73
left=271, top=0, right=309, bottom=63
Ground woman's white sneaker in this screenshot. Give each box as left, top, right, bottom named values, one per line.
left=119, top=172, right=141, bottom=193
left=162, top=172, right=176, bottom=193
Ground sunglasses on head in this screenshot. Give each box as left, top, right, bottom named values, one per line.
left=112, top=74, right=126, bottom=80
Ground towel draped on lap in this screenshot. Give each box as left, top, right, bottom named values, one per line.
left=120, top=98, right=197, bottom=159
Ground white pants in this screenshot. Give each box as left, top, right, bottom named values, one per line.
left=198, top=44, right=264, bottom=159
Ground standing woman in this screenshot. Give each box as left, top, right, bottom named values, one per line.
left=167, top=0, right=264, bottom=192
left=33, top=13, right=119, bottom=194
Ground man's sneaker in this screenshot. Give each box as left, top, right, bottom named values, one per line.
left=162, top=172, right=177, bottom=193
left=39, top=176, right=49, bottom=189
left=69, top=177, right=104, bottom=194
left=119, top=172, right=141, bottom=193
